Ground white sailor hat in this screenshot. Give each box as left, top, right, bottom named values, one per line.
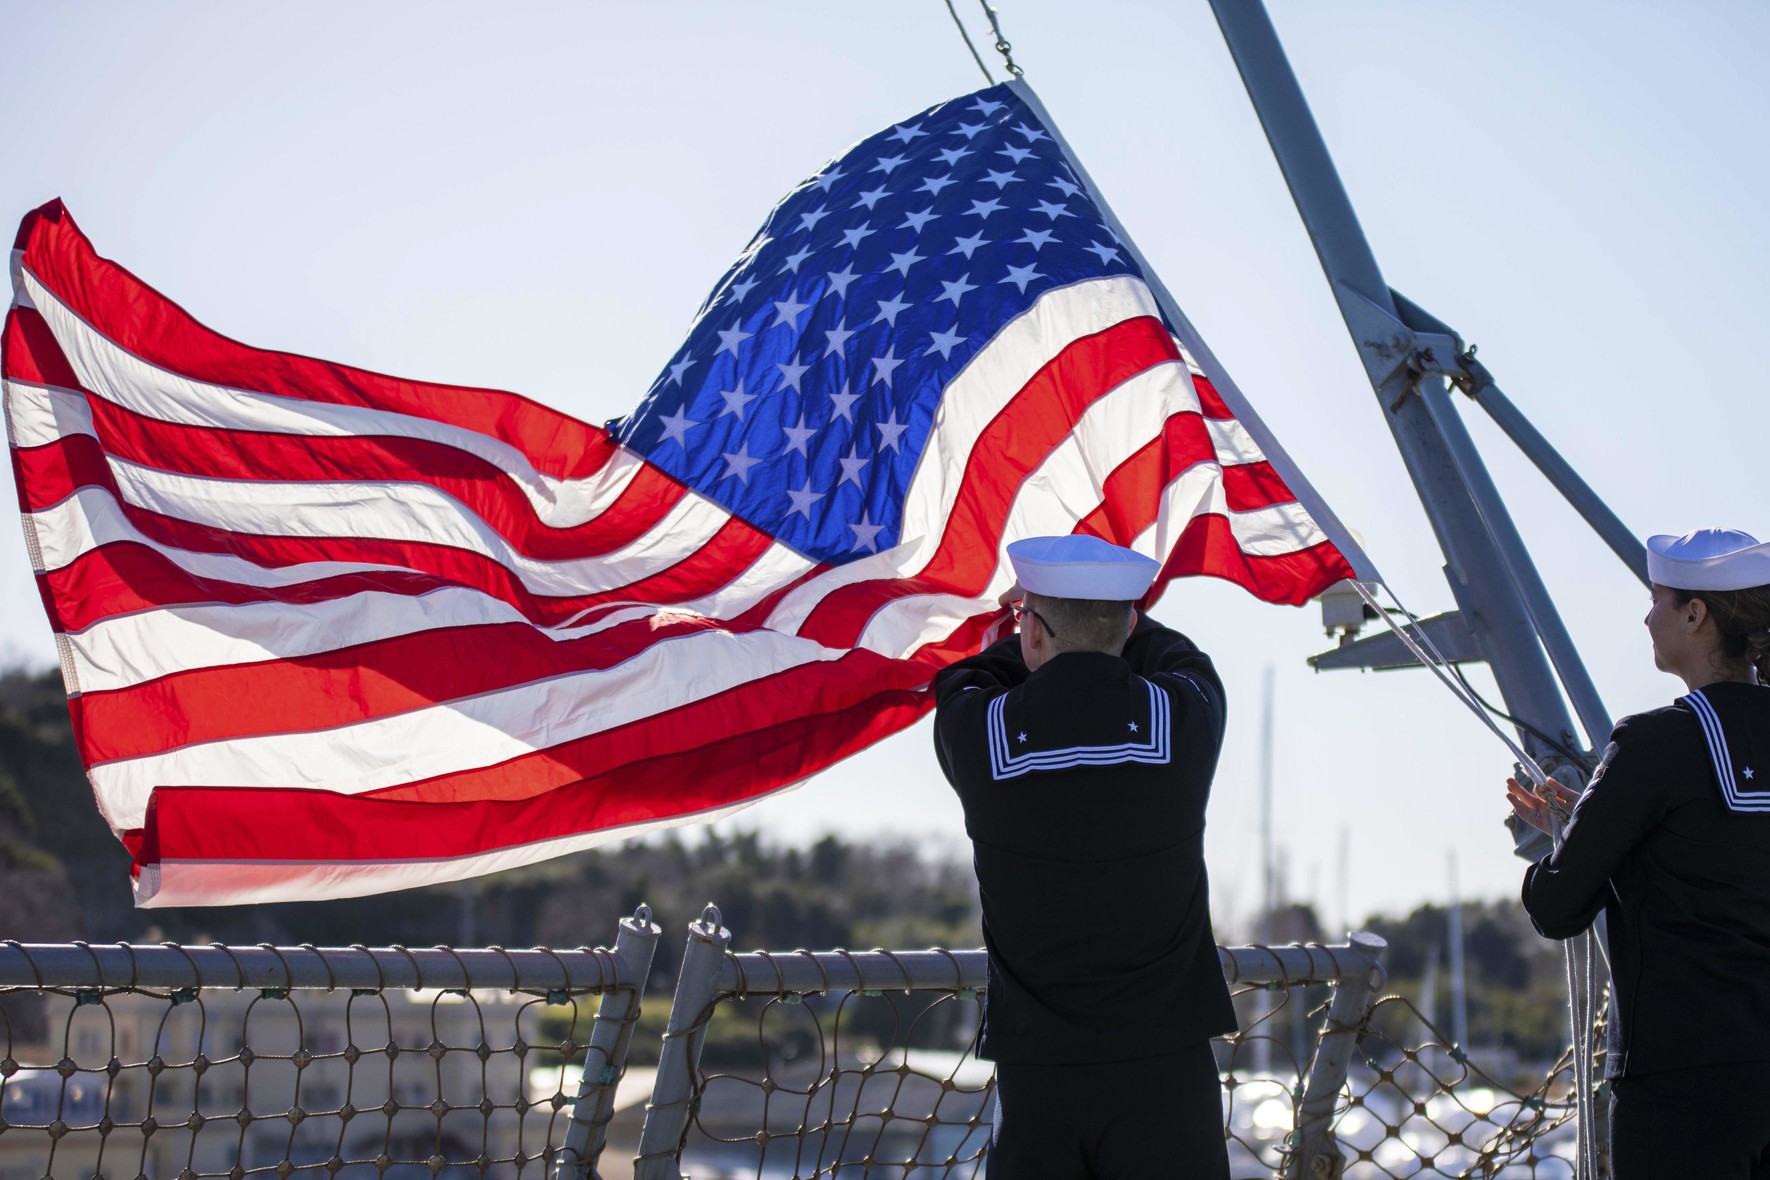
left=1006, top=534, right=1161, bottom=601
left=1646, top=529, right=1770, bottom=592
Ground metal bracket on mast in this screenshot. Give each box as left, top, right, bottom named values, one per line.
left=1308, top=609, right=1481, bottom=672
left=1334, top=281, right=1463, bottom=397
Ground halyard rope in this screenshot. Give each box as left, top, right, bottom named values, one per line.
left=940, top=0, right=995, bottom=84
left=1352, top=578, right=1601, bottom=1179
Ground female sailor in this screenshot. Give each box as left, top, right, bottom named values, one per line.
left=1508, top=528, right=1770, bottom=1178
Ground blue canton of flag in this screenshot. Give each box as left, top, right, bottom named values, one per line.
left=615, top=83, right=1141, bottom=566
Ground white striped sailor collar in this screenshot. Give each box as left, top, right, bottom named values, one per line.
left=1678, top=682, right=1770, bottom=813
left=986, top=677, right=1170, bottom=781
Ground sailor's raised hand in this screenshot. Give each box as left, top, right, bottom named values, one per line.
left=1506, top=775, right=1579, bottom=835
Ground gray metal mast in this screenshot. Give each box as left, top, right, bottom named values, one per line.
left=1206, top=0, right=1649, bottom=854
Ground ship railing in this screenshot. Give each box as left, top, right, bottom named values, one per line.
left=632, top=905, right=1388, bottom=1180
left=0, top=912, right=1592, bottom=1179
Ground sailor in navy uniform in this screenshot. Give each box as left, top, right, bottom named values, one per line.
left=1510, top=528, right=1770, bottom=1179
left=934, top=534, right=1235, bottom=1180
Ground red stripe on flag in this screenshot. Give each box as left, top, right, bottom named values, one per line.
left=2, top=306, right=82, bottom=389
left=15, top=201, right=618, bottom=482
left=1193, top=373, right=1235, bottom=420
left=1221, top=460, right=1298, bottom=513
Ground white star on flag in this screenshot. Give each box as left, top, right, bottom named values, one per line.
left=786, top=482, right=824, bottom=519
left=900, top=208, right=939, bottom=233
left=772, top=297, right=811, bottom=330
left=720, top=442, right=762, bottom=483
left=838, top=446, right=870, bottom=488
left=849, top=511, right=885, bottom=552
left=823, top=324, right=856, bottom=356
left=1002, top=263, right=1044, bottom=293
left=926, top=327, right=967, bottom=359
left=948, top=232, right=989, bottom=259
left=657, top=406, right=698, bottom=446
left=828, top=386, right=861, bottom=421
left=874, top=294, right=912, bottom=325
left=825, top=267, right=861, bottom=298
left=715, top=324, right=753, bottom=356
left=782, top=414, right=816, bottom=455
left=938, top=277, right=978, bottom=306
left=876, top=410, right=910, bottom=453
left=717, top=380, right=756, bottom=419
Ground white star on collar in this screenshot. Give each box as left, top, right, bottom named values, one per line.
left=1017, top=732, right=1028, bottom=744
left=1747, top=767, right=1757, bottom=781
left=1128, top=721, right=1139, bottom=733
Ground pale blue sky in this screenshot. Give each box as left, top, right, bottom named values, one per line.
left=2, top=2, right=1765, bottom=931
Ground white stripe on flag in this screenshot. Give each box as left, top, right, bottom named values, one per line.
left=1207, top=417, right=1268, bottom=468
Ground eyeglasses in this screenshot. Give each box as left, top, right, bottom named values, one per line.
left=1009, top=600, right=1058, bottom=639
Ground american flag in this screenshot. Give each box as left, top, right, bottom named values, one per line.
left=4, top=82, right=1369, bottom=907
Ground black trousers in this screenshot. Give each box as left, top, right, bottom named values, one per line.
left=987, top=1041, right=1229, bottom=1180
left=1610, top=1062, right=1770, bottom=1179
